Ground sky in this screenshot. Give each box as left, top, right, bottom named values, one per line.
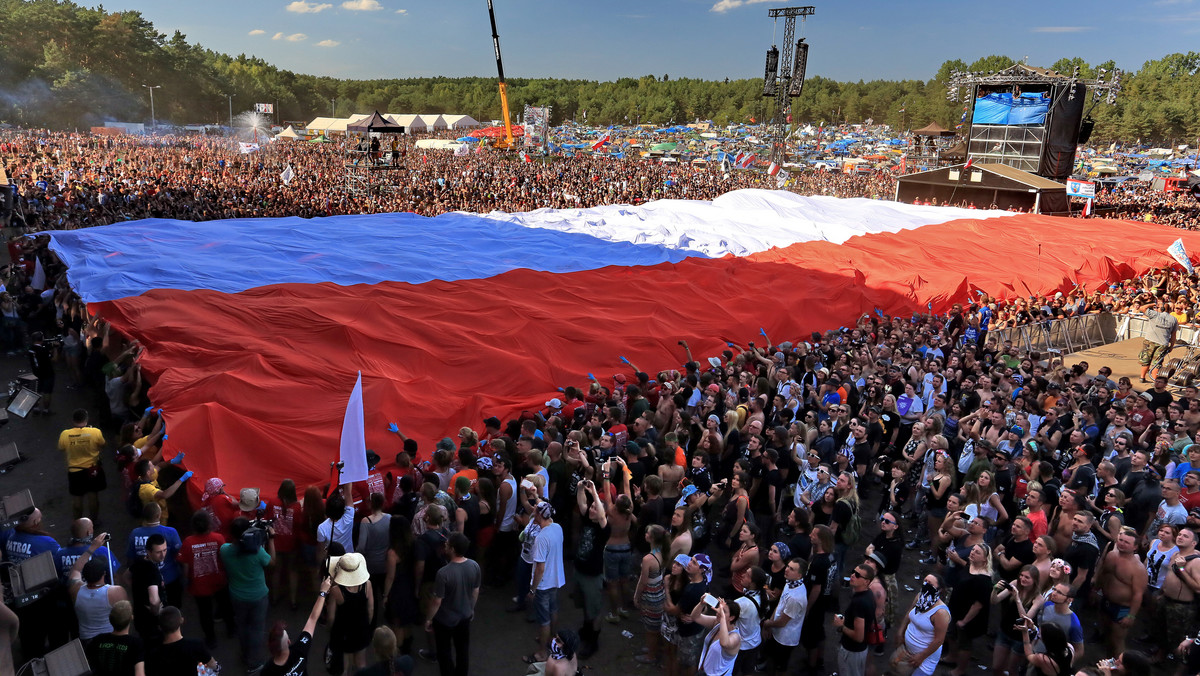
left=111, top=0, right=1200, bottom=82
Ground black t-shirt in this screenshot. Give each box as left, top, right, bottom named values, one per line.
left=262, top=630, right=312, bottom=676
left=1148, top=389, right=1174, bottom=413
left=1064, top=535, right=1101, bottom=588
left=415, top=528, right=449, bottom=583
left=841, top=589, right=876, bottom=652
left=1067, top=463, right=1097, bottom=496
left=871, top=533, right=904, bottom=575
left=147, top=637, right=212, bottom=676
left=130, top=558, right=164, bottom=626
left=676, top=581, right=707, bottom=637
left=87, top=632, right=145, bottom=676
left=805, top=552, right=836, bottom=616
left=999, top=537, right=1035, bottom=581
left=754, top=468, right=784, bottom=514
left=832, top=499, right=854, bottom=545
left=574, top=515, right=611, bottom=577
left=785, top=530, right=812, bottom=564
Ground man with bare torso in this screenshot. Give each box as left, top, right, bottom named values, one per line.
left=1151, top=526, right=1200, bottom=662
left=1094, top=527, right=1146, bottom=656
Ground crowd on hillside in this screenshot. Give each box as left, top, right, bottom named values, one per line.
left=1089, top=183, right=1200, bottom=228
left=6, top=232, right=1200, bottom=676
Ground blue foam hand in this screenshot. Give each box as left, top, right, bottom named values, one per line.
left=387, top=423, right=399, bottom=434
left=759, top=328, right=768, bottom=337
left=726, top=342, right=735, bottom=348
left=927, top=301, right=933, bottom=309
left=162, top=434, right=168, bottom=442
left=619, top=356, right=630, bottom=364
left=874, top=308, right=883, bottom=317
left=976, top=290, right=986, bottom=296
left=169, top=452, right=185, bottom=465
left=258, top=501, right=267, bottom=511
left=587, top=373, right=595, bottom=381
left=180, top=471, right=194, bottom=482
left=557, top=387, right=564, bottom=392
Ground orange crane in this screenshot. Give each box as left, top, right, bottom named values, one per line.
left=486, top=0, right=516, bottom=150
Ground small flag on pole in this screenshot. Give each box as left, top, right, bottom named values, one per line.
left=963, top=157, right=974, bottom=170
left=336, top=371, right=368, bottom=488
left=1167, top=238, right=1196, bottom=274
left=767, top=162, right=781, bottom=176
left=590, top=131, right=610, bottom=151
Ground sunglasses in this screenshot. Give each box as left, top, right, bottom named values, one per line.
left=850, top=570, right=866, bottom=579
left=880, top=517, right=897, bottom=525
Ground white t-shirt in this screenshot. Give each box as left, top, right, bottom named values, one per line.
left=771, top=581, right=808, bottom=647
left=317, top=506, right=355, bottom=553
left=531, top=522, right=565, bottom=590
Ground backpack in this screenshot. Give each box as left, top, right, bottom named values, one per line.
left=836, top=497, right=862, bottom=545
left=127, top=480, right=150, bottom=518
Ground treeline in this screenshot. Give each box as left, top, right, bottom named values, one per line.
left=2, top=0, right=1199, bottom=143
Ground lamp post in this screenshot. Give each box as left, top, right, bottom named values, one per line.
left=141, top=84, right=161, bottom=132
left=223, top=93, right=233, bottom=128
left=331, top=97, right=336, bottom=117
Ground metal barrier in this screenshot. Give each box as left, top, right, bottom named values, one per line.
left=986, top=313, right=1117, bottom=355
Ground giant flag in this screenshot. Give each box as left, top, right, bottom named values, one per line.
left=44, top=191, right=1200, bottom=494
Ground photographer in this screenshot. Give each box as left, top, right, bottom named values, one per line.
left=219, top=516, right=275, bottom=674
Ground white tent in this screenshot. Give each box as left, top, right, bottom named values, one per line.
left=275, top=125, right=303, bottom=140
left=385, top=114, right=427, bottom=132
left=419, top=114, right=448, bottom=130
left=307, top=117, right=340, bottom=133
left=443, top=114, right=481, bottom=129
left=415, top=139, right=463, bottom=150
left=325, top=114, right=370, bottom=135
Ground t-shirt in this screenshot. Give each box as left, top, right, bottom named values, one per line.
left=146, top=637, right=212, bottom=676
left=127, top=525, right=183, bottom=583
left=677, top=580, right=707, bottom=637
left=58, top=426, right=105, bottom=470
left=317, top=506, right=355, bottom=553
left=433, top=559, right=482, bottom=627
left=531, top=522, right=565, bottom=590
left=137, top=480, right=172, bottom=524
left=266, top=500, right=303, bottom=553
left=832, top=499, right=855, bottom=545
left=841, top=589, right=876, bottom=652
left=574, top=516, right=610, bottom=577
left=86, top=632, right=145, bottom=676
left=54, top=544, right=119, bottom=582
left=414, top=528, right=449, bottom=584
left=1035, top=601, right=1084, bottom=652
left=805, top=552, right=836, bottom=616
left=999, top=537, right=1035, bottom=581
left=219, top=543, right=271, bottom=602
left=179, top=532, right=226, bottom=597
left=1064, top=533, right=1100, bottom=588
left=1144, top=309, right=1179, bottom=346
left=262, top=631, right=311, bottom=676
left=0, top=529, right=61, bottom=564
left=129, top=558, right=163, bottom=630
left=772, top=582, right=808, bottom=647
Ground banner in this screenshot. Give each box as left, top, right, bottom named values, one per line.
left=280, top=165, right=294, bottom=185
left=1168, top=238, right=1196, bottom=274
left=238, top=143, right=260, bottom=154
left=454, top=144, right=469, bottom=157
left=255, top=103, right=274, bottom=114
left=1065, top=178, right=1095, bottom=198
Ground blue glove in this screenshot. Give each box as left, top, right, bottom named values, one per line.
left=759, top=327, right=768, bottom=338
left=180, top=471, right=194, bottom=482
left=169, top=452, right=185, bottom=465
left=976, top=289, right=986, bottom=296
left=874, top=308, right=883, bottom=317
left=387, top=423, right=399, bottom=434
left=726, top=341, right=735, bottom=348
left=258, top=501, right=267, bottom=511
left=927, top=301, right=933, bottom=310
left=144, top=405, right=154, bottom=415
left=557, top=387, right=564, bottom=392
left=587, top=373, right=595, bottom=381
left=162, top=434, right=168, bottom=442
left=619, top=355, right=630, bottom=365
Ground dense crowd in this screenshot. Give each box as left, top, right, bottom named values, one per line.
left=1089, top=182, right=1200, bottom=228
left=6, top=230, right=1200, bottom=676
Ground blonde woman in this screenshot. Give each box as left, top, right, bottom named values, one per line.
left=947, top=544, right=994, bottom=676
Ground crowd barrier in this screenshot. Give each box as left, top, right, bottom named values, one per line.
left=986, top=313, right=1116, bottom=355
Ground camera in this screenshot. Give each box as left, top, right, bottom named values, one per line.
left=238, top=517, right=273, bottom=554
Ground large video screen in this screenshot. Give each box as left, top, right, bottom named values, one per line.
left=972, top=92, right=1050, bottom=126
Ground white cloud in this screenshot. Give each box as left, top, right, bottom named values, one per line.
left=316, top=39, right=340, bottom=47
left=710, top=0, right=771, bottom=13
left=395, top=8, right=407, bottom=14
left=342, top=0, right=383, bottom=10
left=248, top=29, right=266, bottom=35
left=1031, top=26, right=1092, bottom=32
left=273, top=32, right=309, bottom=41
left=287, top=1, right=332, bottom=12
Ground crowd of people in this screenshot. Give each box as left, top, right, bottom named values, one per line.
left=5, top=227, right=1200, bottom=676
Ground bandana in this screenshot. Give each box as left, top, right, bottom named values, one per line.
left=773, top=542, right=791, bottom=561
left=476, top=456, right=493, bottom=470
left=693, top=553, right=713, bottom=584
left=914, top=581, right=941, bottom=613
left=548, top=638, right=567, bottom=661
left=201, top=478, right=225, bottom=504
left=676, top=485, right=698, bottom=509
left=536, top=501, right=556, bottom=520
left=786, top=577, right=803, bottom=590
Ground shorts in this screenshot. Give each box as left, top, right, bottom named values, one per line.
left=67, top=466, right=106, bottom=496
left=1139, top=339, right=1170, bottom=367
left=676, top=629, right=704, bottom=666
left=1152, top=597, right=1197, bottom=651
left=1102, top=598, right=1131, bottom=622
left=603, top=546, right=634, bottom=582
left=533, top=587, right=559, bottom=627
left=575, top=572, right=604, bottom=621
left=994, top=632, right=1023, bottom=653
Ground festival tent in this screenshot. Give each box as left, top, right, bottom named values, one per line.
left=385, top=114, right=428, bottom=132
left=324, top=114, right=370, bottom=135
left=306, top=117, right=340, bottom=133
left=418, top=114, right=448, bottom=130
left=307, top=135, right=331, bottom=143
left=912, top=123, right=955, bottom=137
left=346, top=111, right=406, bottom=134
left=275, top=125, right=302, bottom=140
left=443, top=114, right=481, bottom=129
left=47, top=192, right=1200, bottom=494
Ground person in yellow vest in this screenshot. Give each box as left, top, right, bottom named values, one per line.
left=58, top=408, right=107, bottom=522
